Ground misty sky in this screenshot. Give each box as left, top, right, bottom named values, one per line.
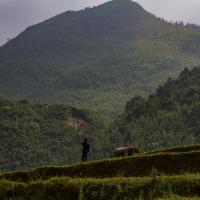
left=0, top=0, right=200, bottom=46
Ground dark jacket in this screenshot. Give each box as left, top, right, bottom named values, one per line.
left=82, top=142, right=89, bottom=154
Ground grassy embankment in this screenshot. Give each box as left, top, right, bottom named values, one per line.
left=1, top=145, right=200, bottom=199
left=2, top=144, right=200, bottom=182
left=1, top=175, right=200, bottom=199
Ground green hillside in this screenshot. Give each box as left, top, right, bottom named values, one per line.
left=2, top=145, right=200, bottom=199
left=2, top=66, right=200, bottom=173
left=1, top=0, right=200, bottom=115
left=110, top=67, right=200, bottom=151
left=0, top=100, right=109, bottom=172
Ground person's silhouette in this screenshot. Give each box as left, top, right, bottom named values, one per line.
left=82, top=138, right=89, bottom=162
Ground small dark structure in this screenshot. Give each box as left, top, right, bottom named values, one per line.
left=112, top=146, right=143, bottom=157
left=81, top=138, right=90, bottom=162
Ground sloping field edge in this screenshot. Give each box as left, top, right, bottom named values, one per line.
left=1, top=150, right=200, bottom=182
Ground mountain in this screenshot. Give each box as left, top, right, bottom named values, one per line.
left=1, top=0, right=200, bottom=115
left=110, top=66, right=200, bottom=151
left=0, top=99, right=108, bottom=172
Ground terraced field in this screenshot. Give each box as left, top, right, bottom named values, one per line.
left=1, top=145, right=200, bottom=199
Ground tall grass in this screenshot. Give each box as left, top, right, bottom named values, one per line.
left=1, top=174, right=200, bottom=200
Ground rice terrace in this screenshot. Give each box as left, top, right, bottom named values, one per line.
left=1, top=145, right=200, bottom=199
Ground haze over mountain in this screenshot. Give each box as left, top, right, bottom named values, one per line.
left=1, top=0, right=200, bottom=115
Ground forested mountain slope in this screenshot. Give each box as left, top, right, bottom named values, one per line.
left=0, top=100, right=108, bottom=172
left=1, top=0, right=200, bottom=114
left=110, top=67, right=200, bottom=150
left=2, top=67, right=200, bottom=172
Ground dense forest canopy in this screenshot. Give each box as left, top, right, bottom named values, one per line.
left=110, top=67, right=200, bottom=151
left=0, top=100, right=109, bottom=172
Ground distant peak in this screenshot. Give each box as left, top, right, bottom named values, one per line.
left=110, top=0, right=141, bottom=5
left=100, top=0, right=144, bottom=10
left=112, top=0, right=132, bottom=2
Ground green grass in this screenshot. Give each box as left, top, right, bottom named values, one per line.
left=1, top=174, right=200, bottom=199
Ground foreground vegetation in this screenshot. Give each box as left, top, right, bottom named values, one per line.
left=1, top=174, right=200, bottom=199
left=1, top=144, right=200, bottom=199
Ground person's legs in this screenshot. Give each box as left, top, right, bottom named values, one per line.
left=82, top=153, right=88, bottom=162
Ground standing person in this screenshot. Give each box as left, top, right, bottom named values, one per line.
left=81, top=138, right=89, bottom=162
